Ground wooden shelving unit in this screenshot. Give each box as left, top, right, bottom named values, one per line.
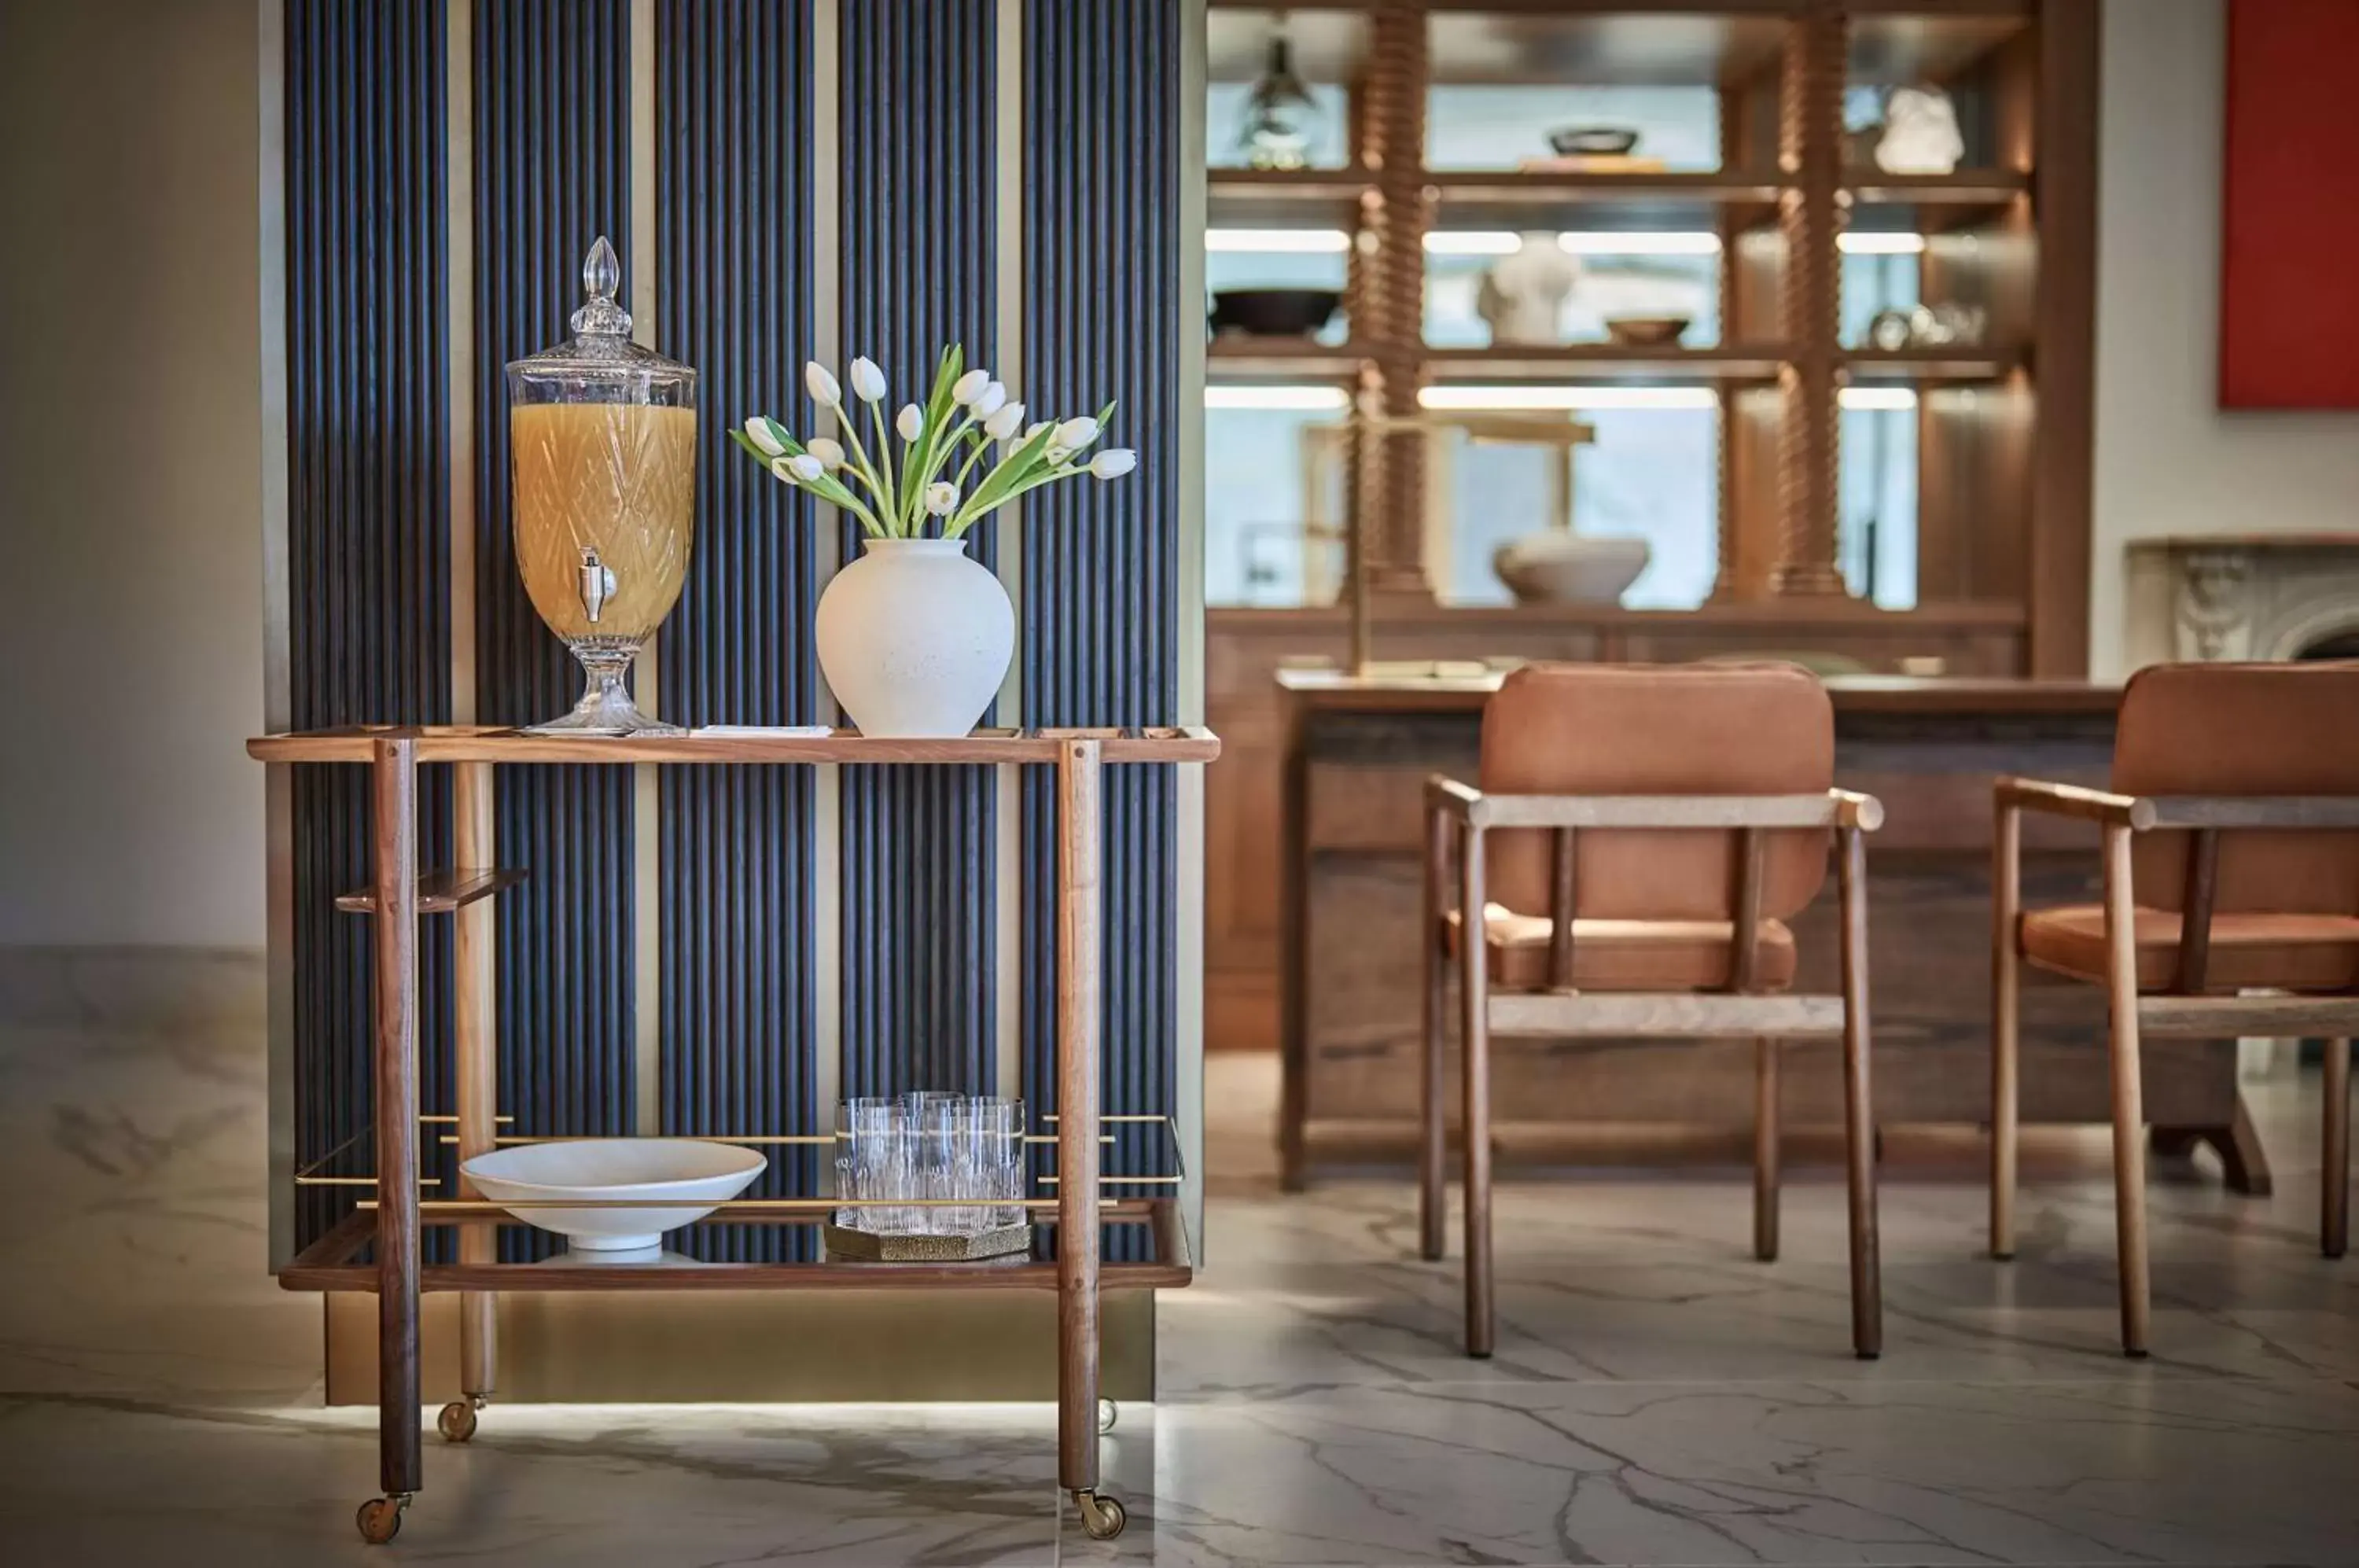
left=1422, top=343, right=1790, bottom=385
left=1204, top=0, right=2096, bottom=676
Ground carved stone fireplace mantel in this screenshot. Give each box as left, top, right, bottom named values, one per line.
left=2125, top=534, right=2359, bottom=666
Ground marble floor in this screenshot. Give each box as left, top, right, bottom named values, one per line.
left=1, top=1010, right=2354, bottom=1566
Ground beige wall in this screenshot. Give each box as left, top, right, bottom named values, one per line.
left=0, top=0, right=265, bottom=946
left=2089, top=0, right=2359, bottom=679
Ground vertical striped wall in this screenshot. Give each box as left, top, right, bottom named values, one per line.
left=279, top=0, right=1192, bottom=1268
left=655, top=0, right=819, bottom=1261
left=473, top=0, right=638, bottom=1259
left=1021, top=0, right=1183, bottom=1226
left=836, top=0, right=1000, bottom=1099
left=283, top=0, right=455, bottom=1249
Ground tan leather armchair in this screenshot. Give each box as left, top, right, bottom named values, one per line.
left=1420, top=664, right=1884, bottom=1360
left=1992, top=662, right=2359, bottom=1358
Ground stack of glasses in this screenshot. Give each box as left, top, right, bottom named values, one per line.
left=834, top=1093, right=1028, bottom=1237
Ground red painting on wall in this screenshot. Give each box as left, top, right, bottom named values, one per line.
left=2219, top=0, right=2359, bottom=408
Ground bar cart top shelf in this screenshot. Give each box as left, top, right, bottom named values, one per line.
left=248, top=724, right=1221, bottom=766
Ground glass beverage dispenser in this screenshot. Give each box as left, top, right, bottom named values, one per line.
left=506, top=237, right=696, bottom=734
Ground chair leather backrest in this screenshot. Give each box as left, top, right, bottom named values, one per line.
left=2113, top=661, right=2359, bottom=914
left=1478, top=663, right=1834, bottom=921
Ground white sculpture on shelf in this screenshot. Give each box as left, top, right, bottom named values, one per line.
left=1875, top=83, right=1964, bottom=175
left=1476, top=233, right=1579, bottom=347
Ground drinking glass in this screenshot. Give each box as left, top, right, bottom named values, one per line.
left=837, top=1099, right=906, bottom=1231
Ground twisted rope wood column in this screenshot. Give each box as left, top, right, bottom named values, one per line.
left=1772, top=4, right=1849, bottom=598
left=1361, top=0, right=1432, bottom=598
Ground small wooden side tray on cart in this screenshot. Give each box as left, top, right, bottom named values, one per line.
left=249, top=723, right=1218, bottom=1545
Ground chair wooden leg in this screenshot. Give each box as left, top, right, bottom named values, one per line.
left=1419, top=807, right=1449, bottom=1262
left=1753, top=1037, right=1779, bottom=1262
left=2100, top=823, right=2151, bottom=1357
left=2325, top=1037, right=2350, bottom=1261
left=1458, top=823, right=1493, bottom=1359
left=1990, top=803, right=2020, bottom=1261
left=1837, top=826, right=1881, bottom=1359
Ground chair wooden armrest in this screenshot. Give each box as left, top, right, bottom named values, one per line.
left=1420, top=785, right=1879, bottom=833
left=2139, top=795, right=2359, bottom=830
left=1993, top=776, right=2153, bottom=828
left=1425, top=775, right=1485, bottom=824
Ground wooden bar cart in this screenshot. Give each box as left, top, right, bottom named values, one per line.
left=249, top=724, right=1220, bottom=1544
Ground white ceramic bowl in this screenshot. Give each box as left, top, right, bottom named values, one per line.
left=462, top=1139, right=767, bottom=1253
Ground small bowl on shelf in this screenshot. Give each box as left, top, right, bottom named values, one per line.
left=462, top=1138, right=767, bottom=1253
left=1209, top=288, right=1341, bottom=338
left=1603, top=315, right=1691, bottom=347
left=1549, top=126, right=1642, bottom=158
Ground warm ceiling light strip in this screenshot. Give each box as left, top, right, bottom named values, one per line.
left=1837, top=232, right=1928, bottom=256
left=1838, top=387, right=1920, bottom=410
left=1205, top=385, right=1353, bottom=410
left=1418, top=385, right=1720, bottom=412
left=1205, top=227, right=1354, bottom=253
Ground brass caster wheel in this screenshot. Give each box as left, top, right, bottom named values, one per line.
left=1073, top=1488, right=1127, bottom=1540
left=355, top=1494, right=408, bottom=1545
left=1097, top=1397, right=1118, bottom=1434
left=437, top=1397, right=480, bottom=1444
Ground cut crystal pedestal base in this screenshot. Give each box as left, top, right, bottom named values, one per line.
left=523, top=642, right=683, bottom=737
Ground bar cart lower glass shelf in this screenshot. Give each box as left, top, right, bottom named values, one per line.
left=248, top=724, right=1219, bottom=1544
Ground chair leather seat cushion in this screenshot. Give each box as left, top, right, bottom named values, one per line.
left=1444, top=904, right=1796, bottom=992
left=2019, top=904, right=2359, bottom=992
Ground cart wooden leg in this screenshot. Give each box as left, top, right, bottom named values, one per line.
left=1055, top=742, right=1124, bottom=1540
left=365, top=736, right=422, bottom=1540
left=444, top=760, right=497, bottom=1443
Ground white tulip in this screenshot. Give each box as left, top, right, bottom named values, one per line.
left=1087, top=448, right=1137, bottom=480
left=786, top=453, right=825, bottom=481
left=951, top=368, right=991, bottom=405
left=925, top=481, right=959, bottom=516
left=1024, top=421, right=1051, bottom=441
left=744, top=417, right=786, bottom=456
left=1053, top=416, right=1101, bottom=453
left=770, top=456, right=797, bottom=481
left=984, top=402, right=1026, bottom=440
left=971, top=381, right=1008, bottom=418
left=848, top=356, right=886, bottom=403
left=896, top=403, right=924, bottom=442
left=805, top=436, right=845, bottom=469
left=804, top=361, right=841, bottom=407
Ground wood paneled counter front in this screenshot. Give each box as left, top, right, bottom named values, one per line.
left=1271, top=671, right=2269, bottom=1194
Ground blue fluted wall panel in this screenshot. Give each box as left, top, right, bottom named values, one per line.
left=475, top=0, right=637, bottom=1256
left=1021, top=0, right=1183, bottom=1248
left=837, top=0, right=999, bottom=1099
left=284, top=0, right=456, bottom=1251
left=280, top=0, right=1186, bottom=1272
left=655, top=0, right=819, bottom=1262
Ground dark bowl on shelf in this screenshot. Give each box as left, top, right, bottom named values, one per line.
left=1209, top=288, right=1342, bottom=338
left=1549, top=126, right=1641, bottom=157
left=1603, top=315, right=1691, bottom=347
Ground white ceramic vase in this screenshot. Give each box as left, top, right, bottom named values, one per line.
left=816, top=537, right=1014, bottom=738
